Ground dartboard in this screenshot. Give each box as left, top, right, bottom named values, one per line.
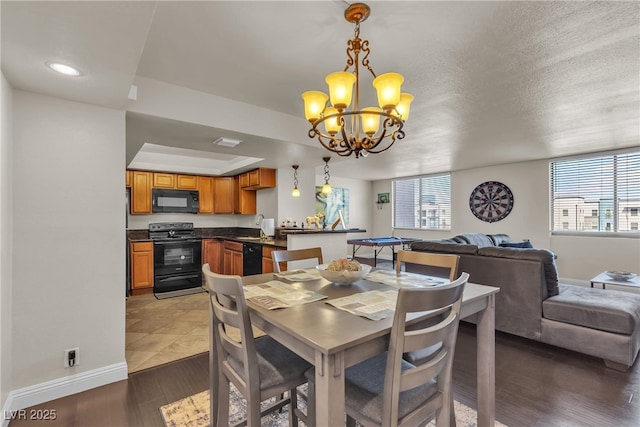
left=469, top=181, right=514, bottom=223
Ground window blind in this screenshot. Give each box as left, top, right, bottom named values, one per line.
left=393, top=174, right=451, bottom=230
left=550, top=152, right=640, bottom=233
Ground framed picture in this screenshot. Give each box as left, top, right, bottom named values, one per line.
left=377, top=193, right=390, bottom=204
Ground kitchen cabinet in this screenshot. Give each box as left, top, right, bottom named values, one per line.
left=153, top=172, right=176, bottom=188
left=202, top=239, right=222, bottom=274
left=198, top=176, right=214, bottom=214
left=241, top=168, right=276, bottom=190
left=262, top=245, right=286, bottom=273
left=223, top=240, right=243, bottom=275
left=177, top=174, right=198, bottom=189
left=234, top=176, right=257, bottom=215
left=239, top=172, right=250, bottom=188
left=130, top=241, right=154, bottom=295
left=126, top=170, right=132, bottom=188
left=131, top=171, right=152, bottom=214
left=214, top=177, right=235, bottom=214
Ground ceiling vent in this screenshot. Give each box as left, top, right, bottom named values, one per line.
left=213, top=137, right=242, bottom=148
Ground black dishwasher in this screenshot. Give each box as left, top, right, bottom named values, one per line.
left=242, top=242, right=262, bottom=276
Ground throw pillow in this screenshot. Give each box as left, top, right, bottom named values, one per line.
left=500, top=241, right=533, bottom=249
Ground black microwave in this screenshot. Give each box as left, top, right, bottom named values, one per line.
left=152, top=188, right=199, bottom=214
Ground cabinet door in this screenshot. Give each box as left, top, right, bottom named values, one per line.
left=234, top=176, right=257, bottom=214
left=232, top=251, right=243, bottom=275
left=153, top=172, right=176, bottom=188
left=131, top=242, right=153, bottom=290
left=214, top=177, right=235, bottom=214
left=239, top=172, right=250, bottom=188
left=198, top=176, right=215, bottom=214
left=202, top=239, right=222, bottom=274
left=177, top=174, right=198, bottom=189
left=131, top=171, right=152, bottom=214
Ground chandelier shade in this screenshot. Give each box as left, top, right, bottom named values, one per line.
left=301, top=2, right=413, bottom=158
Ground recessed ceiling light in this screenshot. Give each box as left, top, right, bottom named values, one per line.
left=47, top=62, right=81, bottom=76
left=213, top=137, right=242, bottom=148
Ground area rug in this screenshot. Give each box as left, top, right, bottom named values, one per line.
left=160, top=383, right=507, bottom=427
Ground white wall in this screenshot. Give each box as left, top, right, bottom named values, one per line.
left=1, top=73, right=14, bottom=408
left=373, top=159, right=640, bottom=281
left=11, top=91, right=126, bottom=390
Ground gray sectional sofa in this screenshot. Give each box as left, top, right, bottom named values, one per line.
left=408, top=233, right=640, bottom=371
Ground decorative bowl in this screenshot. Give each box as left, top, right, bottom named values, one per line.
left=605, top=271, right=636, bottom=281
left=316, top=263, right=372, bottom=285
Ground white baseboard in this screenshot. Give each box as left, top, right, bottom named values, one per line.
left=2, top=362, right=128, bottom=426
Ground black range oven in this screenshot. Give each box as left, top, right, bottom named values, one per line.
left=149, top=222, right=202, bottom=295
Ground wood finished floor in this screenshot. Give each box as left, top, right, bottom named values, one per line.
left=8, top=322, right=640, bottom=427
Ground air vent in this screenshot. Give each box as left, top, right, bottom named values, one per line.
left=213, top=137, right=242, bottom=148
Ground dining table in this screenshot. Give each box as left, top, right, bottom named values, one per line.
left=241, top=269, right=500, bottom=427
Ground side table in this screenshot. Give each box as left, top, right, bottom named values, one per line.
left=590, top=272, right=640, bottom=290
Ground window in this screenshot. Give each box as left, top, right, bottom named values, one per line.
left=550, top=151, right=640, bottom=233
left=393, top=174, right=451, bottom=230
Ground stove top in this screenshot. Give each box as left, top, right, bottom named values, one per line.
left=149, top=222, right=200, bottom=241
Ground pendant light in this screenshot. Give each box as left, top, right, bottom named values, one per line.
left=321, top=157, right=332, bottom=194
left=291, top=165, right=300, bottom=197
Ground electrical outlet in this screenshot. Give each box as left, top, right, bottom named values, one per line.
left=64, top=347, right=79, bottom=368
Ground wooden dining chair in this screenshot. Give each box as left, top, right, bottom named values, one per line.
left=396, top=250, right=460, bottom=280
left=202, top=264, right=312, bottom=427
left=272, top=247, right=324, bottom=272
left=343, top=272, right=469, bottom=427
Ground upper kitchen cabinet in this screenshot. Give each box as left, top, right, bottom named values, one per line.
left=198, top=176, right=215, bottom=214
left=153, top=172, right=176, bottom=188
left=213, top=177, right=235, bottom=214
left=234, top=176, right=257, bottom=215
left=176, top=174, right=198, bottom=189
left=131, top=171, right=152, bottom=214
left=153, top=172, right=198, bottom=189
left=126, top=170, right=132, bottom=188
left=241, top=168, right=276, bottom=190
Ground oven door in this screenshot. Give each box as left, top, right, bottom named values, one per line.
left=153, top=239, right=202, bottom=277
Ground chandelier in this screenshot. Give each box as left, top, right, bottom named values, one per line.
left=302, top=2, right=413, bottom=159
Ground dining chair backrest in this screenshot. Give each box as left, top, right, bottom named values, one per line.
left=396, top=250, right=460, bottom=280
left=203, top=264, right=258, bottom=404
left=382, top=272, right=468, bottom=426
left=272, top=247, right=324, bottom=272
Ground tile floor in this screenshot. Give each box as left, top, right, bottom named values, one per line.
left=125, top=290, right=210, bottom=373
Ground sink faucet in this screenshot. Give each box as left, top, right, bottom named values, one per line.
left=255, top=213, right=264, bottom=226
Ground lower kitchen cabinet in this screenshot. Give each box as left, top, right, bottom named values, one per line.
left=130, top=241, right=154, bottom=295
left=223, top=240, right=243, bottom=275
left=202, top=238, right=222, bottom=274
left=262, top=245, right=286, bottom=273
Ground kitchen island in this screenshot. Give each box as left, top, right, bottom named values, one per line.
left=280, top=228, right=366, bottom=269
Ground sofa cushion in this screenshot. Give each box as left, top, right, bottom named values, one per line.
left=488, top=233, right=513, bottom=246
left=478, top=247, right=559, bottom=296
left=454, top=233, right=496, bottom=248
left=543, top=284, right=640, bottom=335
left=410, top=241, right=479, bottom=255
left=500, top=241, right=533, bottom=249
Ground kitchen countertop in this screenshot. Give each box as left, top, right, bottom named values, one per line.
left=126, top=228, right=286, bottom=248
left=279, top=228, right=366, bottom=234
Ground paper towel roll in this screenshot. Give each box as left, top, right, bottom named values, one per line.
left=261, top=218, right=275, bottom=236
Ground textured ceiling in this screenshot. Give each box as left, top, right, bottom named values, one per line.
left=2, top=1, right=638, bottom=180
